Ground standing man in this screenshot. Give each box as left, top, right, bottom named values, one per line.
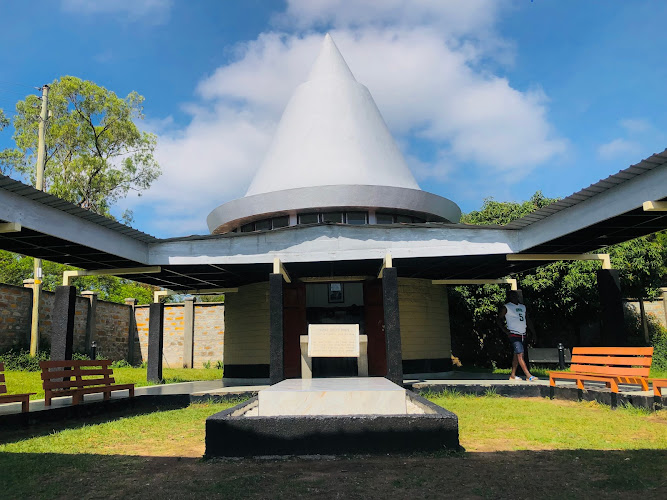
left=497, top=290, right=538, bottom=381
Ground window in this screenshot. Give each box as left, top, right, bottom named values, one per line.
left=240, top=223, right=254, bottom=233
left=298, top=213, right=319, bottom=224
left=376, top=213, right=395, bottom=224
left=396, top=215, right=413, bottom=223
left=272, top=216, right=289, bottom=229
left=346, top=212, right=367, bottom=225
left=322, top=212, right=343, bottom=223
left=254, top=219, right=271, bottom=231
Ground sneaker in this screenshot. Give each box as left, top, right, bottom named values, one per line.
left=528, top=376, right=539, bottom=382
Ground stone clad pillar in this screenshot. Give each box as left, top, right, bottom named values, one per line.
left=125, top=298, right=138, bottom=365
left=183, top=296, right=195, bottom=368
left=382, top=267, right=403, bottom=385
left=148, top=302, right=165, bottom=382
left=597, top=269, right=627, bottom=346
left=269, top=274, right=284, bottom=385
left=82, top=291, right=98, bottom=357
left=51, top=286, right=77, bottom=361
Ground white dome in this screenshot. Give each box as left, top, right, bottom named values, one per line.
left=245, top=34, right=420, bottom=196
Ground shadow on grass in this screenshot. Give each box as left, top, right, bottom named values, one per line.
left=1, top=449, right=665, bottom=499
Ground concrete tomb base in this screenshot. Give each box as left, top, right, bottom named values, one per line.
left=205, top=377, right=459, bottom=457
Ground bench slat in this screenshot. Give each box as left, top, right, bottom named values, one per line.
left=41, top=368, right=113, bottom=380
left=570, top=355, right=653, bottom=367
left=571, top=364, right=649, bottom=377
left=0, top=373, right=5, bottom=383
left=40, top=359, right=111, bottom=369
left=0, top=362, right=4, bottom=371
left=44, top=377, right=115, bottom=390
left=0, top=385, right=6, bottom=395
left=572, top=347, right=653, bottom=356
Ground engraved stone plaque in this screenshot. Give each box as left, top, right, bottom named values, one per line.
left=308, top=324, right=360, bottom=357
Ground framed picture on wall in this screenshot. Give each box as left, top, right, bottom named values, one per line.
left=328, top=282, right=344, bottom=303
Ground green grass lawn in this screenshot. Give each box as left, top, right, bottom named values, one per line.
left=0, top=395, right=665, bottom=499
left=3, top=367, right=223, bottom=400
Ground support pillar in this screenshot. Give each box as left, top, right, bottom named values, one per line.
left=382, top=267, right=403, bottom=385
left=269, top=273, right=284, bottom=385
left=51, top=286, right=76, bottom=361
left=661, top=288, right=667, bottom=328
left=597, top=269, right=627, bottom=346
left=82, top=291, right=98, bottom=357
left=148, top=302, right=165, bottom=383
left=125, top=298, right=138, bottom=365
left=183, top=296, right=195, bottom=368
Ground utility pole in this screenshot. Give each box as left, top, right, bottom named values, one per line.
left=30, top=84, right=49, bottom=356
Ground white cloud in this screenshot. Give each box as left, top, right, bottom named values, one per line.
left=128, top=0, right=566, bottom=235
left=61, top=0, right=173, bottom=24
left=619, top=118, right=651, bottom=134
left=597, top=138, right=641, bottom=160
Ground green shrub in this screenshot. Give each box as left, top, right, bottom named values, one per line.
left=111, top=359, right=131, bottom=368
left=650, top=326, right=667, bottom=371
left=215, top=360, right=223, bottom=370
left=202, top=360, right=211, bottom=369
left=0, top=349, right=48, bottom=371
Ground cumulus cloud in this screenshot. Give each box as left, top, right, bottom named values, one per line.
left=61, top=0, right=173, bottom=24
left=597, top=138, right=641, bottom=160
left=128, top=0, right=566, bottom=236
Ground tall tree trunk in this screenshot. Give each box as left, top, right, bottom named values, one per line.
left=638, top=297, right=649, bottom=344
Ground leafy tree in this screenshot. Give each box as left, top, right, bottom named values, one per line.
left=461, top=191, right=558, bottom=225
left=2, top=76, right=160, bottom=219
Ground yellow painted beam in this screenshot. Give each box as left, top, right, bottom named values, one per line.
left=153, top=289, right=174, bottom=303
left=0, top=222, right=21, bottom=233
left=643, top=200, right=667, bottom=212
left=507, top=253, right=611, bottom=270
left=63, top=266, right=161, bottom=286
left=432, top=278, right=518, bottom=290
left=378, top=252, right=393, bottom=278
left=272, top=257, right=291, bottom=283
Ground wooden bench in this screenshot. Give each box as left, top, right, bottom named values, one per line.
left=649, top=378, right=667, bottom=397
left=528, top=347, right=572, bottom=365
left=0, top=362, right=35, bottom=412
left=40, top=359, right=134, bottom=406
left=549, top=347, right=653, bottom=393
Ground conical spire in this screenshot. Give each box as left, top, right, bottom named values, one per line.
left=245, top=34, right=420, bottom=196
left=307, top=33, right=356, bottom=82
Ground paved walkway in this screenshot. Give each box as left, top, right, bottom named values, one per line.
left=1, top=374, right=659, bottom=417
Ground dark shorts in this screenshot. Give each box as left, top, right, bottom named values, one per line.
left=510, top=339, right=524, bottom=354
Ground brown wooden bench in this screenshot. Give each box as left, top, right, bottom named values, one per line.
left=649, top=378, right=667, bottom=397
left=40, top=359, right=134, bottom=406
left=0, top=362, right=35, bottom=412
left=549, top=347, right=653, bottom=393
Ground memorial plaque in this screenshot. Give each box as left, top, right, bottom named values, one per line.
left=308, top=324, right=360, bottom=357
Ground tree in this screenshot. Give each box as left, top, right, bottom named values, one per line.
left=461, top=191, right=559, bottom=225
left=2, top=76, right=160, bottom=219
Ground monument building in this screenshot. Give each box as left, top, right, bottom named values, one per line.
left=1, top=35, right=666, bottom=385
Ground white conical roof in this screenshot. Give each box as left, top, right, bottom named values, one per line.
left=245, top=34, right=420, bottom=196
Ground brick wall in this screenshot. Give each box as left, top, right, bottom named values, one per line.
left=625, top=297, right=667, bottom=328
left=95, top=300, right=132, bottom=361
left=223, top=282, right=270, bottom=367
left=0, top=284, right=32, bottom=351
left=193, top=302, right=225, bottom=368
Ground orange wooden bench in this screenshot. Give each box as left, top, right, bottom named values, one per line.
left=0, top=362, right=35, bottom=412
left=649, top=378, right=667, bottom=397
left=549, top=347, right=653, bottom=393
left=40, top=359, right=134, bottom=406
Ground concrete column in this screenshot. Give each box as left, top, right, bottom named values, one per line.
left=125, top=298, right=138, bottom=365
left=382, top=267, right=403, bottom=385
left=183, top=296, right=195, bottom=368
left=148, top=302, right=165, bottom=383
left=82, top=291, right=98, bottom=357
left=51, top=286, right=76, bottom=361
left=22, top=279, right=39, bottom=349
left=597, top=269, right=627, bottom=346
left=661, top=288, right=667, bottom=328
left=269, top=274, right=284, bottom=385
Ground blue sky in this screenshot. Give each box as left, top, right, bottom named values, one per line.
left=1, top=0, right=666, bottom=237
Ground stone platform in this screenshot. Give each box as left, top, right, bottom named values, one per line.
left=258, top=377, right=406, bottom=416
left=205, top=377, right=460, bottom=457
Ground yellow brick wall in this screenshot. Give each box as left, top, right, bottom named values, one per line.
left=398, top=278, right=451, bottom=360
left=223, top=281, right=270, bottom=366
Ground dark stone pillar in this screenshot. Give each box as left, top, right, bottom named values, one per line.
left=382, top=267, right=403, bottom=386
left=82, top=291, right=98, bottom=357
left=125, top=298, right=138, bottom=365
left=51, top=286, right=76, bottom=361
left=269, top=274, right=284, bottom=385
left=148, top=302, right=165, bottom=383
left=597, top=269, right=627, bottom=346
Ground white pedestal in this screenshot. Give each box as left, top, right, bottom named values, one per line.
left=258, top=377, right=407, bottom=416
